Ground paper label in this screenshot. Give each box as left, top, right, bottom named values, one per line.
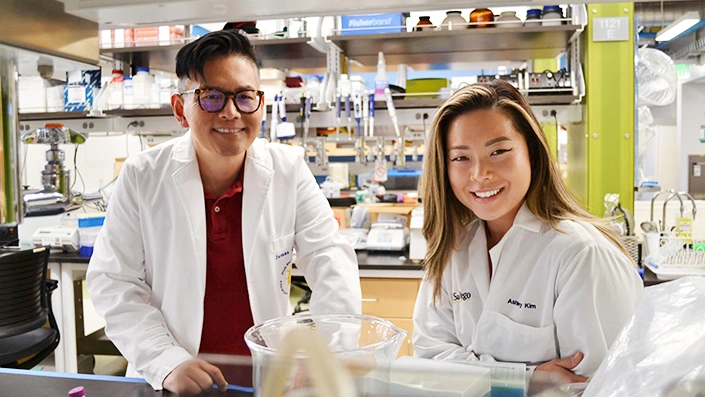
left=67, top=86, right=86, bottom=103
left=374, top=159, right=388, bottom=181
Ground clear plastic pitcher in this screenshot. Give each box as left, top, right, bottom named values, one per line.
left=245, top=313, right=407, bottom=396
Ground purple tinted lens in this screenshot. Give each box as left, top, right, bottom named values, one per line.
left=236, top=92, right=259, bottom=113
left=199, top=89, right=225, bottom=112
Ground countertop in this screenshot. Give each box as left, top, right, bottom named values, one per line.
left=0, top=368, right=251, bottom=397
left=48, top=250, right=667, bottom=286
left=48, top=249, right=423, bottom=270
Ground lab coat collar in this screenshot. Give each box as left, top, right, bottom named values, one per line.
left=172, top=130, right=197, bottom=163
left=512, top=202, right=544, bottom=234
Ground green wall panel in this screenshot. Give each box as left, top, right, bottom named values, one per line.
left=583, top=3, right=635, bottom=215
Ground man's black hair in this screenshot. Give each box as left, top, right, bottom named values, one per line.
left=175, top=29, right=258, bottom=82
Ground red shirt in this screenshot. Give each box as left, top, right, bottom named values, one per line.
left=199, top=172, right=254, bottom=356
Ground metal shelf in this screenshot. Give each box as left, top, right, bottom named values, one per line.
left=330, top=25, right=581, bottom=65
left=18, top=92, right=578, bottom=125
left=100, top=37, right=327, bottom=72
left=99, top=25, right=579, bottom=72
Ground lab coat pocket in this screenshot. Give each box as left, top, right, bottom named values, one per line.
left=474, top=310, right=556, bottom=364
left=272, top=233, right=295, bottom=295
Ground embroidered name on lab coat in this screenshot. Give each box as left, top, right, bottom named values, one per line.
left=507, top=298, right=536, bottom=309
left=279, top=258, right=292, bottom=295
left=452, top=291, right=472, bottom=303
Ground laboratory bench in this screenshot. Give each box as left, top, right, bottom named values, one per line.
left=0, top=368, right=251, bottom=397
left=46, top=249, right=424, bottom=374
left=45, top=249, right=666, bottom=375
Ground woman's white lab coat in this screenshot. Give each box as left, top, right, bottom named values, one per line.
left=413, top=203, right=643, bottom=378
left=86, top=132, right=361, bottom=389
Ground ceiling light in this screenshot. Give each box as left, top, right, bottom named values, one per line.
left=655, top=11, right=701, bottom=42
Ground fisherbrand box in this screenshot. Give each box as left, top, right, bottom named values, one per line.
left=340, top=13, right=406, bottom=35
left=64, top=69, right=101, bottom=111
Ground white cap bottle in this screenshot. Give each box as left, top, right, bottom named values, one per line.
left=374, top=52, right=389, bottom=101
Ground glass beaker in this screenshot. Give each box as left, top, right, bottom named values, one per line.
left=245, top=313, right=407, bottom=396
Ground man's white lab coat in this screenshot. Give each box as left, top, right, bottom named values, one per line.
left=413, top=203, right=643, bottom=378
left=87, top=132, right=361, bottom=389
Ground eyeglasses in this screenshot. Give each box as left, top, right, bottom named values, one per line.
left=180, top=88, right=264, bottom=114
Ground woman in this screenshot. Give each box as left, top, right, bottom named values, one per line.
left=412, top=80, right=643, bottom=387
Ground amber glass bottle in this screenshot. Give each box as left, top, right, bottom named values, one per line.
left=415, top=16, right=434, bottom=31
left=469, top=8, right=495, bottom=28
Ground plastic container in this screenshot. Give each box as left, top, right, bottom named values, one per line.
left=374, top=52, right=389, bottom=102
left=133, top=26, right=159, bottom=46
left=78, top=226, right=102, bottom=258
left=131, top=67, right=153, bottom=109
left=68, top=386, right=86, bottom=397
left=150, top=77, right=161, bottom=109
left=414, top=16, right=434, bottom=31
left=441, top=10, right=467, bottom=30
left=123, top=76, right=134, bottom=110
left=159, top=77, right=174, bottom=106
left=245, top=313, right=406, bottom=396
left=469, top=8, right=495, bottom=28
left=542, top=5, right=564, bottom=26
left=496, top=11, right=522, bottom=28
left=525, top=9, right=543, bottom=26
left=78, top=213, right=105, bottom=258
left=107, top=69, right=124, bottom=110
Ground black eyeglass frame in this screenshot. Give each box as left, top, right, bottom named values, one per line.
left=179, top=88, right=265, bottom=114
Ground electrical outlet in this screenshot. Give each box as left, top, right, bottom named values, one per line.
left=0, top=223, right=19, bottom=247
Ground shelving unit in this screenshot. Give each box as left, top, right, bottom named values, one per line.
left=101, top=37, right=327, bottom=72
left=25, top=24, right=583, bottom=129
left=18, top=93, right=580, bottom=127
left=330, top=24, right=581, bottom=65
left=100, top=24, right=581, bottom=72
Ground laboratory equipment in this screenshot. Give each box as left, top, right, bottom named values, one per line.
left=365, top=356, right=491, bottom=397
left=366, top=222, right=410, bottom=251
left=32, top=227, right=80, bottom=251
left=335, top=92, right=342, bottom=141
left=368, top=93, right=375, bottom=137
left=374, top=52, right=389, bottom=102
left=21, top=123, right=88, bottom=217
left=276, top=94, right=295, bottom=140
left=643, top=235, right=705, bottom=280
left=245, top=313, right=406, bottom=397
left=353, top=91, right=362, bottom=136
left=269, top=93, right=279, bottom=142
left=384, top=87, right=401, bottom=137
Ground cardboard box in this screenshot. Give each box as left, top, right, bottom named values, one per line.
left=114, top=157, right=126, bottom=180
left=357, top=203, right=416, bottom=228
left=340, top=13, right=406, bottom=35
left=65, top=69, right=101, bottom=111
left=18, top=76, right=49, bottom=113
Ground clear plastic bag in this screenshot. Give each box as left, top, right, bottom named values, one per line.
left=582, top=277, right=705, bottom=396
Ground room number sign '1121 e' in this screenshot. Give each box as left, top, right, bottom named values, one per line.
left=593, top=17, right=629, bottom=42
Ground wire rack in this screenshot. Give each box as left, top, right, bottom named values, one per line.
left=644, top=235, right=705, bottom=280
left=621, top=236, right=641, bottom=267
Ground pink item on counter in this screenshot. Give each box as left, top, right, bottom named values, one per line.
left=68, top=386, right=86, bottom=397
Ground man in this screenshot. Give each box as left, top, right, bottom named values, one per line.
left=86, top=29, right=362, bottom=394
